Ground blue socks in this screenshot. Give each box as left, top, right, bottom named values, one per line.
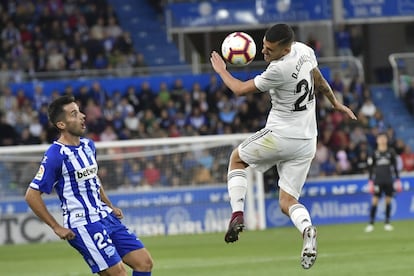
left=133, top=272, right=151, bottom=276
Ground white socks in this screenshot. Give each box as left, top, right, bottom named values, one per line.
left=227, top=169, right=248, bottom=212
left=289, top=204, right=312, bottom=234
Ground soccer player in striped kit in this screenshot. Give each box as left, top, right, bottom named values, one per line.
left=210, top=23, right=357, bottom=269
left=25, top=95, right=153, bottom=276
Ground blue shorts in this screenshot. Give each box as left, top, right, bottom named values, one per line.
left=68, top=213, right=145, bottom=273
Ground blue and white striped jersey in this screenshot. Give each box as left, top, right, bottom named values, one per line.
left=29, top=138, right=112, bottom=228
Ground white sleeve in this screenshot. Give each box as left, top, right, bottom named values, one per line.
left=253, top=63, right=284, bottom=92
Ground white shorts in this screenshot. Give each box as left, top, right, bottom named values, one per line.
left=238, top=129, right=316, bottom=199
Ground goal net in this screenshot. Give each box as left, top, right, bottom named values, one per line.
left=0, top=134, right=266, bottom=238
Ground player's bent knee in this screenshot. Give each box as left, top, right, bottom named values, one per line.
left=134, top=254, right=154, bottom=272
left=279, top=196, right=298, bottom=215
left=99, top=262, right=127, bottom=276
left=123, top=249, right=154, bottom=272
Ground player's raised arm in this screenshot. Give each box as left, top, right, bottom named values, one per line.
left=312, top=67, right=357, bottom=120
left=210, top=51, right=257, bottom=96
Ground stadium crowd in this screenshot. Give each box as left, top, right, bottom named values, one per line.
left=2, top=72, right=414, bottom=193
left=1, top=1, right=414, bottom=196
left=0, top=0, right=145, bottom=87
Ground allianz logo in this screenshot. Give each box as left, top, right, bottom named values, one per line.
left=75, top=165, right=98, bottom=181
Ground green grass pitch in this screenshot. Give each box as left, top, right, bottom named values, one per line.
left=0, top=220, right=413, bottom=276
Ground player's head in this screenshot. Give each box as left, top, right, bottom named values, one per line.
left=48, top=95, right=86, bottom=135
left=376, top=132, right=388, bottom=148
left=262, top=23, right=294, bottom=63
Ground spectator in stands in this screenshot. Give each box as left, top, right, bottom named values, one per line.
left=158, top=108, right=172, bottom=131
left=368, top=110, right=386, bottom=131
left=178, top=90, right=191, bottom=116
left=115, top=31, right=134, bottom=54
left=336, top=149, right=352, bottom=175
left=124, top=108, right=140, bottom=137
left=187, top=106, right=207, bottom=131
left=84, top=98, right=105, bottom=134
left=330, top=72, right=345, bottom=94
left=400, top=144, right=414, bottom=172
left=90, top=16, right=105, bottom=41
left=106, top=16, right=122, bottom=39
left=320, top=152, right=338, bottom=176
left=314, top=141, right=329, bottom=170
left=0, top=110, right=17, bottom=146
left=65, top=47, right=78, bottom=70
left=9, top=61, right=24, bottom=83
left=126, top=162, right=144, bottom=187
left=170, top=78, right=187, bottom=110
left=182, top=151, right=198, bottom=177
left=34, top=48, right=48, bottom=72
left=0, top=62, right=11, bottom=87
left=204, top=74, right=220, bottom=106
left=100, top=124, right=118, bottom=142
left=1, top=20, right=20, bottom=47
left=197, top=89, right=209, bottom=113
left=403, top=78, right=414, bottom=114
left=306, top=34, right=322, bottom=57
left=156, top=81, right=170, bottom=106
left=102, top=98, right=116, bottom=123
left=47, top=46, right=66, bottom=71
left=349, top=75, right=366, bottom=100
left=351, top=145, right=369, bottom=174
left=94, top=53, right=108, bottom=69
left=19, top=127, right=41, bottom=145
left=29, top=114, right=43, bottom=139
left=38, top=103, right=50, bottom=128
left=151, top=120, right=168, bottom=138
left=360, top=96, right=377, bottom=118
left=89, top=81, right=108, bottom=108
left=15, top=88, right=29, bottom=109
left=143, top=161, right=161, bottom=187
left=219, top=100, right=237, bottom=125
left=0, top=86, right=17, bottom=111
left=138, top=81, right=155, bottom=110
left=349, top=125, right=368, bottom=145
left=350, top=25, right=364, bottom=58
left=193, top=164, right=213, bottom=185
left=334, top=24, right=352, bottom=56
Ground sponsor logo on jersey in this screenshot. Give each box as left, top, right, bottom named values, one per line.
left=34, top=165, right=45, bottom=180
left=104, top=245, right=116, bottom=258
left=75, top=165, right=98, bottom=181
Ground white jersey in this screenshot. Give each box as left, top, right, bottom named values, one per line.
left=254, top=41, right=318, bottom=139
left=29, top=138, right=112, bottom=228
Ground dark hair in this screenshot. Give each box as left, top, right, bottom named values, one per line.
left=48, top=95, right=76, bottom=129
left=265, top=23, right=294, bottom=46
left=378, top=132, right=388, bottom=138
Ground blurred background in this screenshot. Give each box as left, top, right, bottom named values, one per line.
left=0, top=0, right=414, bottom=245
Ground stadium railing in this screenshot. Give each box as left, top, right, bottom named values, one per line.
left=389, top=52, right=414, bottom=97
left=8, top=55, right=363, bottom=84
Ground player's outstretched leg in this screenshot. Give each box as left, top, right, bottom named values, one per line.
left=301, top=226, right=317, bottom=269
left=224, top=211, right=244, bottom=243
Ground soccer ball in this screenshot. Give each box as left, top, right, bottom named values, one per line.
left=221, top=32, right=256, bottom=66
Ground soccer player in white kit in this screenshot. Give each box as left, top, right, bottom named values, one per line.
left=25, top=95, right=153, bottom=276
left=210, top=24, right=357, bottom=269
